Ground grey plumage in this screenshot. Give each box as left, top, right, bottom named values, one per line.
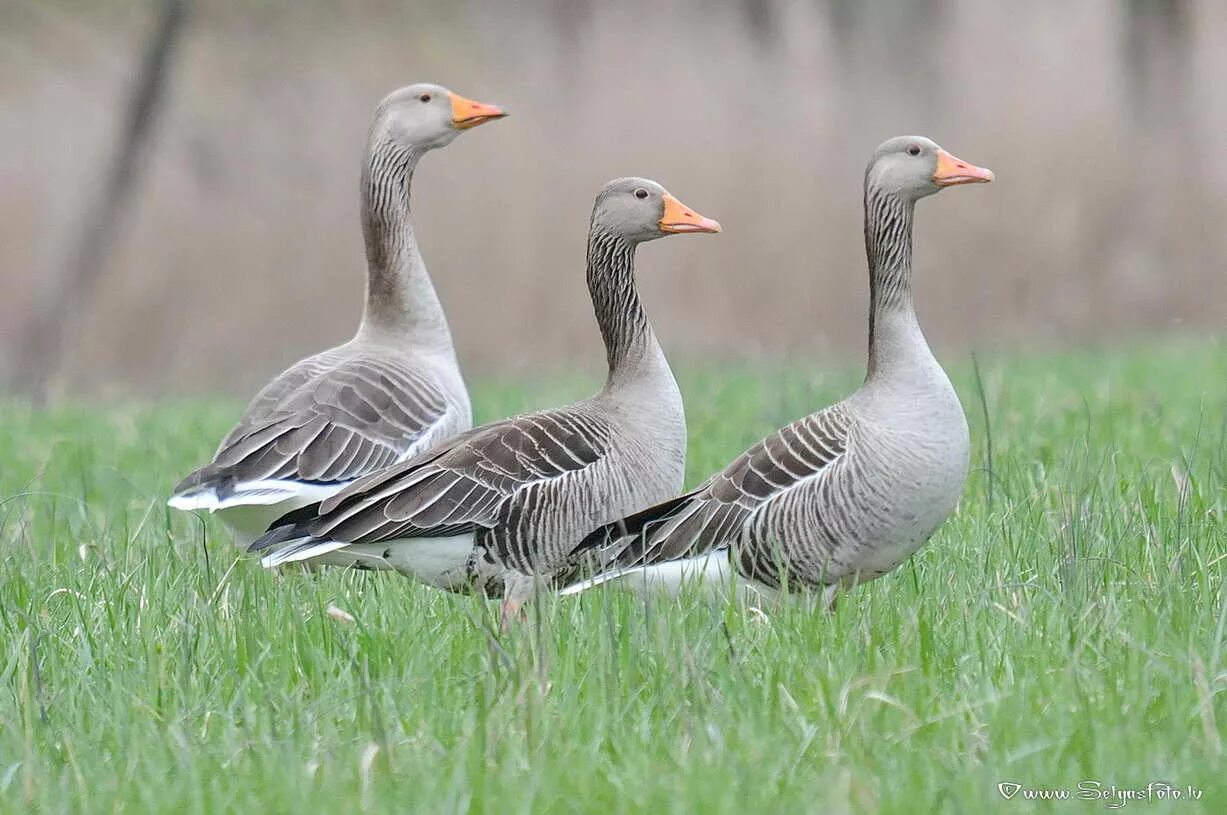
left=574, top=405, right=853, bottom=589
left=169, top=84, right=505, bottom=549
left=172, top=348, right=455, bottom=494
left=566, top=136, right=993, bottom=601
left=251, top=178, right=721, bottom=621
left=251, top=406, right=613, bottom=566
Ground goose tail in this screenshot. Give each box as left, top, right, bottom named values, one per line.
left=563, top=492, right=701, bottom=594
left=250, top=499, right=353, bottom=568
left=169, top=464, right=342, bottom=512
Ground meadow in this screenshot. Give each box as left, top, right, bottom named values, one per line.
left=0, top=340, right=1223, bottom=813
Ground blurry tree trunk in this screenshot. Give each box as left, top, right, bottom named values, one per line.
left=13, top=0, right=189, bottom=402
left=1123, top=0, right=1192, bottom=129
left=739, top=0, right=776, bottom=47
left=825, top=0, right=945, bottom=102
left=1104, top=0, right=1195, bottom=320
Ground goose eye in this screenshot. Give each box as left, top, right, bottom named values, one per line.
left=634, top=188, right=649, bottom=200
left=419, top=93, right=432, bottom=103
left=907, top=145, right=921, bottom=156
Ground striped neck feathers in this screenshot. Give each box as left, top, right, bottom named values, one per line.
left=863, top=185, right=929, bottom=380
left=357, top=138, right=454, bottom=355
left=586, top=226, right=659, bottom=385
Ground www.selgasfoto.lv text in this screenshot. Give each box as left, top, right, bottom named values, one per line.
left=997, top=780, right=1204, bottom=805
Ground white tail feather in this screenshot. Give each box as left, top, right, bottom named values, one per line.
left=260, top=538, right=351, bottom=568
left=167, top=492, right=219, bottom=511
left=561, top=549, right=734, bottom=598
left=168, top=479, right=347, bottom=514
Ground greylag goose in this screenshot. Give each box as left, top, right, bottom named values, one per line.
left=168, top=84, right=506, bottom=552
left=250, top=178, right=720, bottom=623
left=563, top=137, right=992, bottom=605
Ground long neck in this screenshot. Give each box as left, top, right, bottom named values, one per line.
left=863, top=185, right=928, bottom=381
left=356, top=137, right=456, bottom=357
left=586, top=227, right=665, bottom=390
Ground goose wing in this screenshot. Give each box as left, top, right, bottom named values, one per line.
left=172, top=350, right=455, bottom=499
left=255, top=407, right=613, bottom=548
left=574, top=404, right=852, bottom=570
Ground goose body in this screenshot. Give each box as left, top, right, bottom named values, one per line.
left=168, top=84, right=506, bottom=552
left=251, top=178, right=721, bottom=621
left=565, top=137, right=992, bottom=602
left=168, top=343, right=471, bottom=548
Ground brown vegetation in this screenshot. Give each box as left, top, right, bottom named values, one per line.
left=2, top=0, right=1223, bottom=395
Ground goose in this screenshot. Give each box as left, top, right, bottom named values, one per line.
left=168, top=84, right=507, bottom=553
left=563, top=137, right=992, bottom=605
left=249, top=178, right=721, bottom=623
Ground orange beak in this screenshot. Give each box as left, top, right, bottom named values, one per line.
left=659, top=194, right=722, bottom=234
left=449, top=92, right=508, bottom=130
left=933, top=149, right=994, bottom=186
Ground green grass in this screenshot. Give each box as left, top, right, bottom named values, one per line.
left=1, top=340, right=1224, bottom=813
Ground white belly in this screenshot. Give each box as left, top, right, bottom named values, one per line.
left=366, top=534, right=476, bottom=590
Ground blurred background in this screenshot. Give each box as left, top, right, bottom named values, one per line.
left=2, top=0, right=1224, bottom=397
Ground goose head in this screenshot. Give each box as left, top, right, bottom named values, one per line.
left=592, top=177, right=722, bottom=244
left=372, top=83, right=507, bottom=151
left=866, top=136, right=993, bottom=201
